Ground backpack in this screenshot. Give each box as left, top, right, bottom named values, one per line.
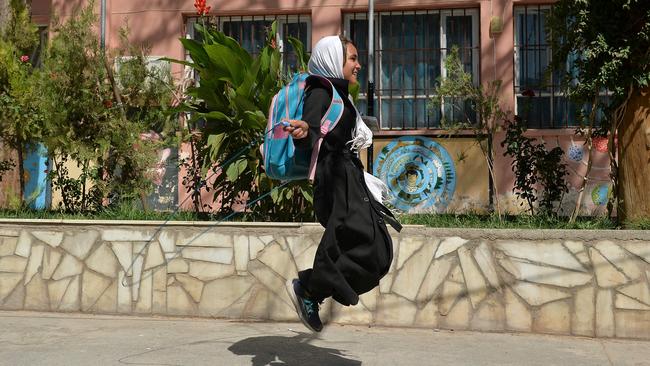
left=261, top=73, right=344, bottom=182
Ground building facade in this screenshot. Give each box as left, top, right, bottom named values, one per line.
left=21, top=0, right=612, bottom=215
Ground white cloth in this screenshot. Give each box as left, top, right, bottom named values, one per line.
left=347, top=96, right=374, bottom=152
left=307, top=36, right=389, bottom=204
left=308, top=36, right=345, bottom=79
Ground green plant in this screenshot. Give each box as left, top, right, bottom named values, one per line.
left=104, top=27, right=178, bottom=208
left=431, top=46, right=506, bottom=217
left=0, top=0, right=42, bottom=205
left=501, top=116, right=569, bottom=215
left=549, top=0, right=650, bottom=221
left=0, top=159, right=15, bottom=182
left=398, top=212, right=616, bottom=230
left=36, top=2, right=177, bottom=212
left=1, top=0, right=39, bottom=56
left=179, top=130, right=212, bottom=213
left=170, top=21, right=314, bottom=221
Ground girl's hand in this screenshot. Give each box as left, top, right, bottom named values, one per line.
left=283, top=120, right=309, bottom=139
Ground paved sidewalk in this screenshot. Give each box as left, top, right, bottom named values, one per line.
left=1, top=311, right=649, bottom=366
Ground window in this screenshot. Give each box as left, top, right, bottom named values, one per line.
left=186, top=15, right=311, bottom=72
left=344, top=9, right=480, bottom=130
left=514, top=5, right=580, bottom=128
left=114, top=56, right=172, bottom=88
left=30, top=26, right=48, bottom=68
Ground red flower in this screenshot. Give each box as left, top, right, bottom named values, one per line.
left=194, top=0, right=211, bottom=16
left=521, top=89, right=536, bottom=97
left=20, top=55, right=29, bottom=63
left=103, top=100, right=113, bottom=108
left=270, top=38, right=277, bottom=49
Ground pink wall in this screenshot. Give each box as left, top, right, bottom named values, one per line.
left=26, top=0, right=608, bottom=215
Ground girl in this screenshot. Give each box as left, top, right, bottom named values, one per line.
left=284, top=35, right=401, bottom=332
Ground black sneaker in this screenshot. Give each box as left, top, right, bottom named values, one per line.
left=286, top=279, right=323, bottom=332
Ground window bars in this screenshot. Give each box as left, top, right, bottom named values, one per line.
left=344, top=8, right=480, bottom=130
left=514, top=4, right=596, bottom=129
left=186, top=14, right=311, bottom=73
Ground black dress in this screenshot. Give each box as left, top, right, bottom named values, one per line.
left=295, top=77, right=397, bottom=306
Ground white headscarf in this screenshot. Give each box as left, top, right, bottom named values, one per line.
left=308, top=36, right=345, bottom=79
left=308, top=36, right=390, bottom=203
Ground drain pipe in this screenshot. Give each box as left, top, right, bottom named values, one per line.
left=366, top=0, right=375, bottom=173
left=100, top=0, right=106, bottom=49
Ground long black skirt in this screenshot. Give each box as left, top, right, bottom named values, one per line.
left=298, top=151, right=394, bottom=306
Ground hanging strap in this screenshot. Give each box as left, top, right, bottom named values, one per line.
left=305, top=75, right=345, bottom=182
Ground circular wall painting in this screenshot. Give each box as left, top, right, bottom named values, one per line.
left=591, top=183, right=610, bottom=206
left=373, top=136, right=456, bottom=212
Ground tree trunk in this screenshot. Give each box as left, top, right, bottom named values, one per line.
left=17, top=143, right=25, bottom=207
left=618, top=87, right=650, bottom=222
left=0, top=143, right=20, bottom=207
left=570, top=93, right=599, bottom=223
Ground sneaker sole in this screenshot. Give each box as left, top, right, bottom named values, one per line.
left=285, top=279, right=318, bottom=333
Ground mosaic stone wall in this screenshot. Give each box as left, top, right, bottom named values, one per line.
left=1, top=221, right=649, bottom=339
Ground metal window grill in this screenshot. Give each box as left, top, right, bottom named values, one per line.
left=513, top=4, right=591, bottom=129
left=187, top=14, right=311, bottom=73
left=344, top=8, right=480, bottom=131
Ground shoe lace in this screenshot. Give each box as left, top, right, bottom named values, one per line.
left=303, top=299, right=320, bottom=317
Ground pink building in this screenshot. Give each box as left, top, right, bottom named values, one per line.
left=24, top=0, right=611, bottom=215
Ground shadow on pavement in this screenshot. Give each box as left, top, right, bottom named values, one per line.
left=228, top=332, right=362, bottom=366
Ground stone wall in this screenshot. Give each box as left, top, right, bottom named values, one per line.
left=1, top=220, right=649, bottom=339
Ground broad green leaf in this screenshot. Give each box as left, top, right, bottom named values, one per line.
left=236, top=58, right=262, bottom=98
left=159, top=57, right=198, bottom=69
left=206, top=133, right=226, bottom=156
left=180, top=38, right=210, bottom=67
left=199, top=111, right=232, bottom=122
left=287, top=36, right=308, bottom=72
left=301, top=187, right=313, bottom=204
left=232, top=94, right=258, bottom=114
left=215, top=32, right=253, bottom=66
left=204, top=44, right=246, bottom=85
left=270, top=187, right=279, bottom=203
left=225, top=158, right=248, bottom=182
left=349, top=82, right=360, bottom=104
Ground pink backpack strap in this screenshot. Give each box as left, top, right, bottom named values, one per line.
left=305, top=76, right=345, bottom=182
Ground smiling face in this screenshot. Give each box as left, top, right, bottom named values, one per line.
left=342, top=43, right=361, bottom=84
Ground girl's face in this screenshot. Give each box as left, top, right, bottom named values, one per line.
left=342, top=43, right=361, bottom=84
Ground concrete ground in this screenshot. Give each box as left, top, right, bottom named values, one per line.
left=1, top=311, right=649, bottom=366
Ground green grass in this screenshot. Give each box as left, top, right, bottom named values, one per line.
left=0, top=206, right=644, bottom=230
left=0, top=203, right=204, bottom=222
left=625, top=218, right=650, bottom=230
left=397, top=213, right=619, bottom=230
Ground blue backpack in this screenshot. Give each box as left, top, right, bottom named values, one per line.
left=261, top=73, right=344, bottom=181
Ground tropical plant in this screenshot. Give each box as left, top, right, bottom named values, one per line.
left=170, top=20, right=314, bottom=221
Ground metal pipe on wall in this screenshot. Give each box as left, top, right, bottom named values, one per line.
left=366, top=0, right=375, bottom=173
left=100, top=0, right=106, bottom=48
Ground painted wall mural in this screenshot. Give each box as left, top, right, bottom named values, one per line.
left=555, top=136, right=613, bottom=212
left=23, top=143, right=51, bottom=209
left=373, top=136, right=457, bottom=213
